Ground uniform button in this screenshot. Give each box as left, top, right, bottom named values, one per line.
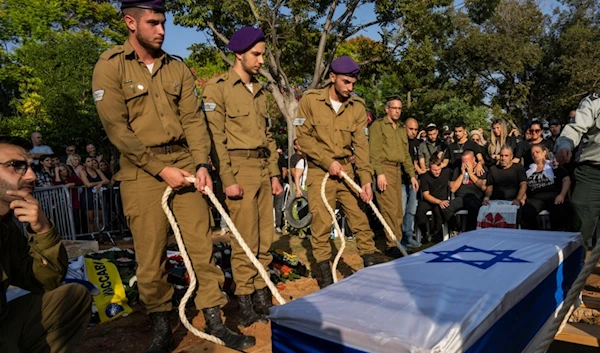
left=155, top=93, right=159, bottom=97
left=160, top=112, right=164, bottom=117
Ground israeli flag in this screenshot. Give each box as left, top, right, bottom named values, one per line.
left=270, top=229, right=584, bottom=353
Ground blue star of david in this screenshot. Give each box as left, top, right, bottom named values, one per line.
left=424, top=245, right=530, bottom=269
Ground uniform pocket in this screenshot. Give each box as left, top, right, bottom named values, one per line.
left=339, top=126, right=354, bottom=147
left=123, top=84, right=148, bottom=123
left=163, top=82, right=182, bottom=109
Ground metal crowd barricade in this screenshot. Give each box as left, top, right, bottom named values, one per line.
left=29, top=185, right=76, bottom=240
left=30, top=184, right=129, bottom=243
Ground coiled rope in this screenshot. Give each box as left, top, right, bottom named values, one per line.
left=161, top=176, right=286, bottom=346
left=320, top=172, right=408, bottom=282
left=534, top=241, right=600, bottom=352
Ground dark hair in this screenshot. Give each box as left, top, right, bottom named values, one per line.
left=429, top=154, right=443, bottom=166
left=530, top=120, right=543, bottom=129
left=454, top=121, right=467, bottom=130
left=39, top=154, right=54, bottom=162
left=0, top=135, right=33, bottom=150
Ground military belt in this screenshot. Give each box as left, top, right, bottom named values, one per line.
left=229, top=148, right=270, bottom=159
left=149, top=140, right=188, bottom=154
left=381, top=161, right=400, bottom=167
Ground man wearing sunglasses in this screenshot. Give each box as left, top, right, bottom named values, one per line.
left=0, top=136, right=91, bottom=352
left=518, top=121, right=553, bottom=167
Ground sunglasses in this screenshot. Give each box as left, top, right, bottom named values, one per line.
left=530, top=129, right=542, bottom=133
left=0, top=160, right=34, bottom=175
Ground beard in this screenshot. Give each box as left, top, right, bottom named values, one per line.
left=0, top=178, right=34, bottom=204
left=136, top=31, right=162, bottom=53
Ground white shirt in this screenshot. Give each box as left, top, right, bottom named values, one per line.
left=295, top=158, right=308, bottom=186
left=331, top=99, right=342, bottom=113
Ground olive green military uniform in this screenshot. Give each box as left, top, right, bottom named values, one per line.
left=92, top=40, right=226, bottom=313
left=369, top=118, right=416, bottom=249
left=0, top=221, right=91, bottom=352
left=203, top=69, right=279, bottom=296
left=295, top=86, right=378, bottom=263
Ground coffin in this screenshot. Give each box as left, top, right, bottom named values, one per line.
left=270, top=229, right=584, bottom=353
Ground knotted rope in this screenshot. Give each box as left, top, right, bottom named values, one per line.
left=161, top=176, right=286, bottom=346
left=534, top=240, right=600, bottom=352
left=321, top=172, right=408, bottom=282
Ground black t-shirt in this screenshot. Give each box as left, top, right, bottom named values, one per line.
left=289, top=153, right=303, bottom=170
left=487, top=164, right=527, bottom=200
left=444, top=139, right=481, bottom=170
left=527, top=165, right=568, bottom=198
left=278, top=154, right=288, bottom=183
left=421, top=168, right=451, bottom=201
left=401, top=138, right=421, bottom=184
left=452, top=167, right=487, bottom=198
left=519, top=139, right=554, bottom=167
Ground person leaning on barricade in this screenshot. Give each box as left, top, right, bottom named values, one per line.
left=0, top=135, right=91, bottom=352
left=296, top=55, right=383, bottom=289
left=92, top=0, right=255, bottom=351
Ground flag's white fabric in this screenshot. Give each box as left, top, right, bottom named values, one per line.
left=270, top=229, right=583, bottom=353
left=476, top=200, right=519, bottom=229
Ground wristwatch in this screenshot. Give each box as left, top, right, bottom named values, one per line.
left=195, top=163, right=211, bottom=171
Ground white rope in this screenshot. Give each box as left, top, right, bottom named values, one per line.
left=161, top=176, right=286, bottom=346
left=534, top=241, right=600, bottom=352
left=321, top=172, right=408, bottom=282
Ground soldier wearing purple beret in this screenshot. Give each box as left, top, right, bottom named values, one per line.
left=203, top=27, right=283, bottom=328
left=296, top=55, right=383, bottom=288
left=92, top=1, right=255, bottom=351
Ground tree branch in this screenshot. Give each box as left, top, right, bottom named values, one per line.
left=247, top=0, right=261, bottom=23
left=311, top=0, right=340, bottom=86
left=207, top=21, right=230, bottom=45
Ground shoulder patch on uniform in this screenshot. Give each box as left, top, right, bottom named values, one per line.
left=293, top=117, right=306, bottom=126
left=93, top=89, right=105, bottom=102
left=99, top=46, right=124, bottom=61
left=590, top=92, right=600, bottom=101
left=203, top=102, right=216, bottom=112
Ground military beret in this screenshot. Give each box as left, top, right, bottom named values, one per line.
left=121, top=0, right=165, bottom=11
left=227, top=27, right=265, bottom=53
left=549, top=118, right=561, bottom=126
left=331, top=56, right=360, bottom=76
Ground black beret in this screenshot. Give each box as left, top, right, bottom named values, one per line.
left=331, top=56, right=360, bottom=76
left=549, top=119, right=561, bottom=126
left=227, top=27, right=265, bottom=53
left=121, top=0, right=165, bottom=11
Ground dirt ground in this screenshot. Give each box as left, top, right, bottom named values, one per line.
left=74, top=231, right=600, bottom=353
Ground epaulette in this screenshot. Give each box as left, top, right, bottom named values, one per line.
left=589, top=92, right=600, bottom=101
left=351, top=95, right=366, bottom=105
left=167, top=54, right=185, bottom=62
left=303, top=88, right=321, bottom=96
left=99, top=45, right=124, bottom=61
left=206, top=73, right=228, bottom=85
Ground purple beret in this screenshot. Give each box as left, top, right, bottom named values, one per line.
left=227, top=27, right=265, bottom=53
left=331, top=55, right=360, bottom=76
left=121, top=0, right=165, bottom=11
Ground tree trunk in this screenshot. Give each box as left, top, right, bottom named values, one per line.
left=406, top=91, right=412, bottom=109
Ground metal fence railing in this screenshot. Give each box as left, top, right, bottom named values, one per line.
left=28, top=185, right=129, bottom=243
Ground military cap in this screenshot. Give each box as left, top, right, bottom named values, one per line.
left=227, top=27, right=265, bottom=53
left=549, top=118, right=561, bottom=126
left=331, top=56, right=361, bottom=76
left=121, top=0, right=165, bottom=11
left=426, top=123, right=438, bottom=131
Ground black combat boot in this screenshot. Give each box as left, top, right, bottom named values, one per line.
left=253, top=287, right=273, bottom=316
left=203, top=306, right=256, bottom=351
left=361, top=253, right=377, bottom=267
left=144, top=312, right=173, bottom=353
left=237, top=294, right=268, bottom=327
left=317, top=260, right=334, bottom=289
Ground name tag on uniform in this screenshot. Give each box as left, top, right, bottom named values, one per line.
left=293, top=118, right=306, bottom=126
left=203, top=102, right=216, bottom=112
left=93, top=89, right=105, bottom=102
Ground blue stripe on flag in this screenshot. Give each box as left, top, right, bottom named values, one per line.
left=465, top=245, right=584, bottom=353
left=272, top=321, right=368, bottom=353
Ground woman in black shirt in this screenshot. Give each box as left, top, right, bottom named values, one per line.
left=521, top=144, right=571, bottom=230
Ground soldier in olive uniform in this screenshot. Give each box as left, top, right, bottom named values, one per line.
left=296, top=56, right=381, bottom=289
left=92, top=1, right=254, bottom=351
left=0, top=136, right=91, bottom=353
left=369, top=97, right=419, bottom=259
left=203, top=27, right=283, bottom=327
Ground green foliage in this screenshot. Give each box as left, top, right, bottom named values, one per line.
left=428, top=98, right=490, bottom=131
